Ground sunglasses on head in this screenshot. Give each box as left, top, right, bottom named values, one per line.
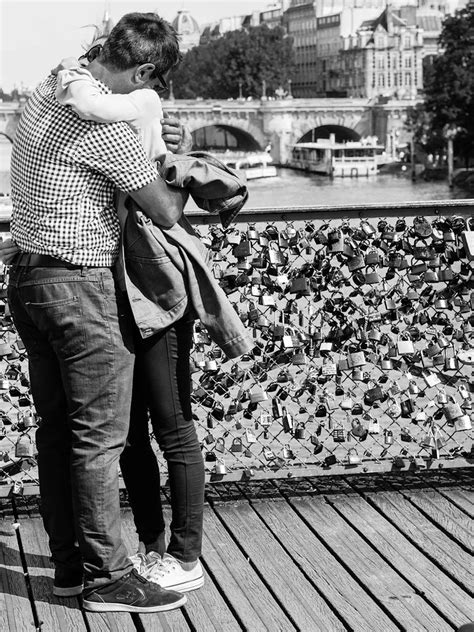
left=79, top=43, right=168, bottom=94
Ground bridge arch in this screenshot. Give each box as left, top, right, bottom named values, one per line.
left=191, top=124, right=262, bottom=152
left=297, top=125, right=361, bottom=144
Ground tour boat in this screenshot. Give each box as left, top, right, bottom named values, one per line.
left=222, top=152, right=278, bottom=180
left=290, top=137, right=384, bottom=177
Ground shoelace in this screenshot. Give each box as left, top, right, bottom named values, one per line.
left=146, top=556, right=179, bottom=580
left=129, top=553, right=148, bottom=574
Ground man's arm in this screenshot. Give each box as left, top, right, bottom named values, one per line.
left=126, top=177, right=188, bottom=228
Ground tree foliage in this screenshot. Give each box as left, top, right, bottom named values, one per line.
left=419, top=5, right=474, bottom=163
left=170, top=25, right=295, bottom=99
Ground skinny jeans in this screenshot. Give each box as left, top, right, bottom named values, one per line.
left=120, top=317, right=205, bottom=563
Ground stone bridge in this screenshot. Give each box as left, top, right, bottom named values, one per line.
left=1, top=98, right=420, bottom=163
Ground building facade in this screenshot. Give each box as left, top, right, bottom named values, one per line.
left=286, top=0, right=464, bottom=99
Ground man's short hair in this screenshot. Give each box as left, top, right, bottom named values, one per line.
left=100, top=12, right=182, bottom=76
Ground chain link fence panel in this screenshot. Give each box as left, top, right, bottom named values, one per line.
left=0, top=202, right=473, bottom=495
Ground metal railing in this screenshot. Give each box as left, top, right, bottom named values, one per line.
left=0, top=200, right=473, bottom=496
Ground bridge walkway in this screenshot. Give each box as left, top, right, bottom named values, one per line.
left=0, top=470, right=472, bottom=631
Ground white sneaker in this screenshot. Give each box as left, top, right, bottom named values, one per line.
left=144, top=553, right=204, bottom=593
left=129, top=543, right=148, bottom=575
left=145, top=550, right=162, bottom=567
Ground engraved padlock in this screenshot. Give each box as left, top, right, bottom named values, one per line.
left=384, top=429, right=393, bottom=445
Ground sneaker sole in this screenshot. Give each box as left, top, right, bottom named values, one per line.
left=53, top=584, right=83, bottom=597
left=82, top=594, right=187, bottom=613
left=161, top=575, right=205, bottom=593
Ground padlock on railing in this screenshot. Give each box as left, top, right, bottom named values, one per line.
left=461, top=217, right=474, bottom=261
left=15, top=433, right=35, bottom=459
left=347, top=448, right=361, bottom=465
left=214, top=459, right=226, bottom=475
left=230, top=437, right=243, bottom=453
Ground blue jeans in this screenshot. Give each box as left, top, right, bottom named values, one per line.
left=120, top=318, right=205, bottom=563
left=8, top=265, right=135, bottom=590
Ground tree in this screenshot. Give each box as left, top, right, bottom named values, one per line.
left=170, top=24, right=295, bottom=100
left=420, top=5, right=474, bottom=166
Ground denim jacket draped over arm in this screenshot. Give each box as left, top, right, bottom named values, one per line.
left=119, top=152, right=253, bottom=359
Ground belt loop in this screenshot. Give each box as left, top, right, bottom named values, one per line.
left=81, top=266, right=89, bottom=276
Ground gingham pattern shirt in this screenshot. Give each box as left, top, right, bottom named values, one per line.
left=10, top=75, right=158, bottom=266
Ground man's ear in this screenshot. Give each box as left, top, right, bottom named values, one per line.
left=134, top=63, right=155, bottom=85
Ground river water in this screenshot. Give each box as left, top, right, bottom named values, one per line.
left=0, top=139, right=466, bottom=208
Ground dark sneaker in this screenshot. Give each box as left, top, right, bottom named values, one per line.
left=82, top=569, right=186, bottom=613
left=53, top=567, right=84, bottom=597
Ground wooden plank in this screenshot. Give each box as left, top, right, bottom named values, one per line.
left=435, top=487, right=474, bottom=519
left=251, top=497, right=400, bottom=632
left=214, top=499, right=346, bottom=631
left=120, top=508, right=190, bottom=632
left=289, top=495, right=452, bottom=632
left=201, top=504, right=295, bottom=631
left=18, top=510, right=137, bottom=632
left=367, top=490, right=472, bottom=592
left=327, top=492, right=472, bottom=629
left=159, top=506, right=242, bottom=632
left=402, top=488, right=473, bottom=551
left=14, top=516, right=86, bottom=631
left=0, top=516, right=43, bottom=632
left=0, top=511, right=12, bottom=632
left=253, top=495, right=398, bottom=630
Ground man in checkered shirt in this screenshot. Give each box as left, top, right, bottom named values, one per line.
left=7, top=13, right=189, bottom=614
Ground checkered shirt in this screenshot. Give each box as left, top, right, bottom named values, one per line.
left=10, top=75, right=158, bottom=266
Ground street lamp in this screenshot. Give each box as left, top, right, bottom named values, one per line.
left=443, top=123, right=460, bottom=189
left=261, top=79, right=267, bottom=101
left=238, top=80, right=243, bottom=101
left=287, top=79, right=293, bottom=99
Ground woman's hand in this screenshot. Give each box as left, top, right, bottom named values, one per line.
left=0, top=238, right=20, bottom=264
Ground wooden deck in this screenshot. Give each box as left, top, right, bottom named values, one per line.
left=0, top=469, right=472, bottom=632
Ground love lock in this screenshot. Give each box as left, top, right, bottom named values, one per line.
left=351, top=418, right=368, bottom=441
left=368, top=416, right=380, bottom=434
left=347, top=350, right=366, bottom=369
left=230, top=437, right=243, bottom=453
left=347, top=448, right=361, bottom=465
left=249, top=385, right=268, bottom=403
left=214, top=459, right=226, bottom=475
left=15, top=433, right=35, bottom=458
left=454, top=414, right=472, bottom=431
left=327, top=228, right=344, bottom=253
left=294, top=422, right=306, bottom=440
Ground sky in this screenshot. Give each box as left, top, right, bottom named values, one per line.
left=0, top=0, right=275, bottom=91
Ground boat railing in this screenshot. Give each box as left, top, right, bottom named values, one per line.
left=0, top=199, right=473, bottom=493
